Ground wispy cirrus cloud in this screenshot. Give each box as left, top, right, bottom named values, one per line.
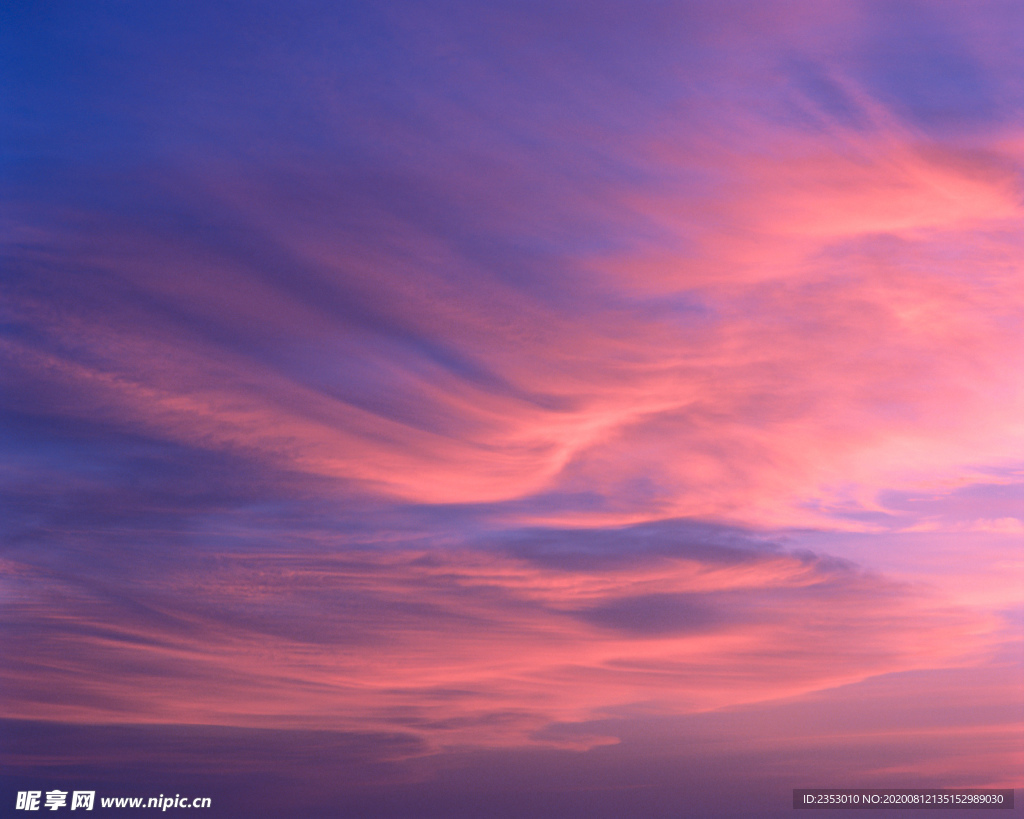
left=3, top=2, right=1024, bottom=814
left=1, top=511, right=997, bottom=749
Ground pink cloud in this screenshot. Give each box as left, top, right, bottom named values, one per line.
left=2, top=538, right=999, bottom=751
left=9, top=108, right=1024, bottom=536
left=5, top=2, right=1024, bottom=813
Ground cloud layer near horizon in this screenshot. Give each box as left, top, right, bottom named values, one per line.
left=3, top=515, right=999, bottom=748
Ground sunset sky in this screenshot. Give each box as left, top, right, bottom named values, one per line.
left=2, top=1, right=1022, bottom=816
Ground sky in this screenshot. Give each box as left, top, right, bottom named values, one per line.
left=1, top=1, right=1022, bottom=816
